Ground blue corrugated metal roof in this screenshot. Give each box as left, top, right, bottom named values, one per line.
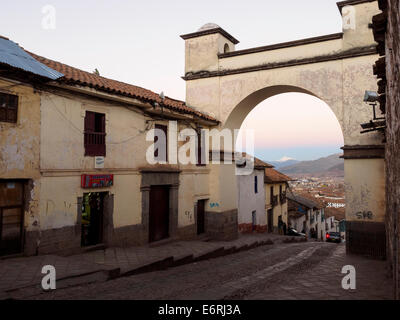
left=0, top=37, right=63, bottom=80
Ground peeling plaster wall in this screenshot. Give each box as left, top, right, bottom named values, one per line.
left=0, top=79, right=41, bottom=234
left=178, top=171, right=209, bottom=228
left=342, top=1, right=380, bottom=50
left=39, top=91, right=212, bottom=245
left=344, top=159, right=385, bottom=223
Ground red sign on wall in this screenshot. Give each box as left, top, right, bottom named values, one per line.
left=81, top=174, right=113, bottom=188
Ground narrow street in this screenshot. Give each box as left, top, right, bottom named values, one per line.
left=26, top=241, right=392, bottom=300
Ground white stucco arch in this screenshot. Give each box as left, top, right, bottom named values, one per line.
left=224, top=85, right=340, bottom=133
left=180, top=0, right=386, bottom=254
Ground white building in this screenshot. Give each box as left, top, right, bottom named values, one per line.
left=236, top=155, right=273, bottom=233
left=287, top=193, right=326, bottom=241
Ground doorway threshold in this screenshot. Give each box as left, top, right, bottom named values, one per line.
left=81, top=243, right=106, bottom=253
left=148, top=237, right=175, bottom=248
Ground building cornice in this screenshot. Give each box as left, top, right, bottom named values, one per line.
left=340, top=144, right=385, bottom=159
left=183, top=46, right=378, bottom=81
left=218, top=33, right=343, bottom=59
left=337, top=0, right=377, bottom=13
left=180, top=27, right=240, bottom=45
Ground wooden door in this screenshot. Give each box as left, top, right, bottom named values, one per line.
left=149, top=186, right=170, bottom=242
left=81, top=192, right=105, bottom=247
left=0, top=181, right=24, bottom=256
left=197, top=200, right=205, bottom=235
left=267, top=209, right=273, bottom=233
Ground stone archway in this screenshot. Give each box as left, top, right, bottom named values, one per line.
left=181, top=0, right=386, bottom=257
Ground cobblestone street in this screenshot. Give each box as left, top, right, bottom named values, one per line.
left=25, top=241, right=392, bottom=300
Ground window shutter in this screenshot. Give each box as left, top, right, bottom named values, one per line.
left=84, top=111, right=96, bottom=156
left=100, top=114, right=106, bottom=156
left=0, top=93, right=18, bottom=123
left=85, top=111, right=95, bottom=132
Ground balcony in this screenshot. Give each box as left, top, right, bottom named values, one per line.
left=84, top=131, right=106, bottom=156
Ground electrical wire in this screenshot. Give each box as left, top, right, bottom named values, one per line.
left=43, top=92, right=152, bottom=145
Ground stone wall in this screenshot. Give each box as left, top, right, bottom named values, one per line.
left=384, top=0, right=400, bottom=300
left=205, top=209, right=238, bottom=241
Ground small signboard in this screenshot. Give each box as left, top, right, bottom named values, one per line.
left=81, top=174, right=113, bottom=188
left=95, top=156, right=105, bottom=169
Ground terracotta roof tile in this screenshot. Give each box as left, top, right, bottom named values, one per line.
left=264, top=168, right=292, bottom=183
left=324, top=207, right=346, bottom=221
left=27, top=52, right=217, bottom=122
left=287, top=192, right=322, bottom=210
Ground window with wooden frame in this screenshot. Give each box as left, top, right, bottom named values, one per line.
left=196, top=130, right=206, bottom=166
left=154, top=124, right=168, bottom=162
left=0, top=92, right=18, bottom=123
left=84, top=111, right=106, bottom=157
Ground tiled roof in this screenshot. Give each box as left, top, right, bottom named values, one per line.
left=287, top=192, right=323, bottom=210
left=264, top=168, right=292, bottom=183
left=324, top=207, right=346, bottom=221
left=296, top=191, right=326, bottom=208
left=254, top=157, right=274, bottom=169
left=27, top=52, right=217, bottom=122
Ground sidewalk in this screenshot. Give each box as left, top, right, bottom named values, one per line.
left=0, top=233, right=295, bottom=299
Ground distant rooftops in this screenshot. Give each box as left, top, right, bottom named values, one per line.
left=287, top=192, right=323, bottom=210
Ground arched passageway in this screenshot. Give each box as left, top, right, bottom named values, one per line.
left=181, top=0, right=386, bottom=257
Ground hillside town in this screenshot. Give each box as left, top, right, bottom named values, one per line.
left=0, top=0, right=399, bottom=304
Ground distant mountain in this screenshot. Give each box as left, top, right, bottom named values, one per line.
left=327, top=162, right=344, bottom=172
left=279, top=153, right=343, bottom=175
left=268, top=157, right=300, bottom=169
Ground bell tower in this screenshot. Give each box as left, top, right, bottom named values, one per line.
left=180, top=23, right=239, bottom=76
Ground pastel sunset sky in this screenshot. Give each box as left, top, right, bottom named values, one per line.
left=1, top=0, right=344, bottom=161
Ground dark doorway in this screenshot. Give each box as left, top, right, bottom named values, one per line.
left=0, top=181, right=24, bottom=256
left=149, top=185, right=170, bottom=242
left=81, top=192, right=106, bottom=247
left=252, top=211, right=257, bottom=232
left=197, top=200, right=205, bottom=235
left=267, top=209, right=273, bottom=233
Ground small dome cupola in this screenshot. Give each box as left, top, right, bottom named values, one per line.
left=198, top=23, right=221, bottom=32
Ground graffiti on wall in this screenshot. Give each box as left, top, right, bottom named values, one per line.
left=355, top=211, right=374, bottom=220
